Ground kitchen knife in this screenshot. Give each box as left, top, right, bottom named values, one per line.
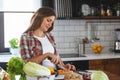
left=47, top=57, right=67, bottom=70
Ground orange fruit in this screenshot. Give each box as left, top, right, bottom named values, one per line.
left=97, top=47, right=102, bottom=52
left=92, top=44, right=103, bottom=54
left=92, top=46, right=97, bottom=50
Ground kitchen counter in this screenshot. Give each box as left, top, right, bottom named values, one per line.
left=62, top=53, right=120, bottom=61
left=0, top=53, right=21, bottom=62
left=0, top=52, right=120, bottom=62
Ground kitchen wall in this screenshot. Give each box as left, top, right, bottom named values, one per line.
left=52, top=19, right=120, bottom=56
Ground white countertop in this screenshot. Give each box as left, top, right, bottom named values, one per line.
left=0, top=54, right=21, bottom=63
left=61, top=53, right=120, bottom=61
left=0, top=53, right=120, bottom=62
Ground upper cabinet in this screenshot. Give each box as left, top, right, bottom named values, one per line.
left=42, top=0, right=120, bottom=19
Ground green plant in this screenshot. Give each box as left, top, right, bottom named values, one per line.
left=9, top=38, right=19, bottom=49
left=113, top=3, right=120, bottom=10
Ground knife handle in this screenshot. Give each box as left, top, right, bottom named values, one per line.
left=47, top=56, right=52, bottom=60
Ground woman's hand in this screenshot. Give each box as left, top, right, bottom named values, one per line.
left=46, top=53, right=76, bottom=71
left=65, top=63, right=76, bottom=71
left=47, top=53, right=62, bottom=65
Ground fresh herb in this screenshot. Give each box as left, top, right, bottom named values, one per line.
left=9, top=38, right=19, bottom=49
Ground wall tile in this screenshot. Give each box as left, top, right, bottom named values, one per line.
left=52, top=20, right=120, bottom=55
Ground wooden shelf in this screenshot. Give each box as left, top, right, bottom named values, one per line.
left=82, top=16, right=120, bottom=19
left=43, top=0, right=120, bottom=20
left=61, top=16, right=120, bottom=19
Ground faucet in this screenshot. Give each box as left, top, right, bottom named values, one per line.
left=78, top=37, right=89, bottom=57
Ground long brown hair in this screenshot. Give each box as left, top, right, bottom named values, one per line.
left=25, top=6, right=56, bottom=33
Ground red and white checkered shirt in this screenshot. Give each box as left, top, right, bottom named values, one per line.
left=20, top=31, right=58, bottom=63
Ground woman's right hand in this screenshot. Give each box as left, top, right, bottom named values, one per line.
left=47, top=53, right=62, bottom=65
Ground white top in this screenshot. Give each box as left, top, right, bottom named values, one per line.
left=34, top=35, right=55, bottom=68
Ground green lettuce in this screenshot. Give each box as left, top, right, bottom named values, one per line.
left=23, top=62, right=50, bottom=77
left=7, top=57, right=25, bottom=80
left=91, top=71, right=109, bottom=80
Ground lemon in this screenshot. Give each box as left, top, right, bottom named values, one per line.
left=48, top=67, right=55, bottom=74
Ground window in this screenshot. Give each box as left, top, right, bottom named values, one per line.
left=0, top=0, right=41, bottom=53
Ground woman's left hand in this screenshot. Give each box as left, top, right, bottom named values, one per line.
left=65, top=63, right=76, bottom=71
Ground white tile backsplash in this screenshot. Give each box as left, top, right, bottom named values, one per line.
left=53, top=19, right=120, bottom=55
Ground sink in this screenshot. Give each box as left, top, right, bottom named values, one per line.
left=79, top=55, right=86, bottom=57
left=60, top=54, right=86, bottom=58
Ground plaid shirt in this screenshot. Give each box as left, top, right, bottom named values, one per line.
left=20, top=31, right=58, bottom=61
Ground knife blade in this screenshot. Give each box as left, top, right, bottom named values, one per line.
left=47, top=57, right=66, bottom=70
left=57, top=64, right=66, bottom=70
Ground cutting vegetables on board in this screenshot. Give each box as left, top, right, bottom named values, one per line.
left=0, top=5, right=120, bottom=80
left=19, top=6, right=76, bottom=71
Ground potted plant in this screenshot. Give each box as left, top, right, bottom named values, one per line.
left=113, top=3, right=120, bottom=16
left=9, top=38, right=20, bottom=55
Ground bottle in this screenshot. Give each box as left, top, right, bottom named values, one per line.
left=106, top=6, right=112, bottom=16
left=100, top=4, right=105, bottom=16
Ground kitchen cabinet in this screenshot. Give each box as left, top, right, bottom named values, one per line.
left=71, top=0, right=120, bottom=19
left=106, top=71, right=120, bottom=80
left=64, top=60, right=89, bottom=70
left=104, top=59, right=120, bottom=75
left=42, top=0, right=120, bottom=19
left=89, top=59, right=104, bottom=70
left=89, top=59, right=120, bottom=75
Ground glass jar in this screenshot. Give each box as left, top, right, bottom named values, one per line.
left=91, top=41, right=103, bottom=54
